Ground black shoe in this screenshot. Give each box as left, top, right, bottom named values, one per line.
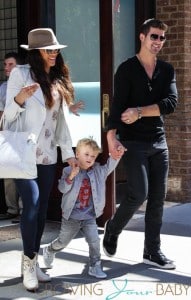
left=0, top=212, right=18, bottom=220
left=103, top=220, right=119, bottom=257
left=143, top=250, right=176, bottom=269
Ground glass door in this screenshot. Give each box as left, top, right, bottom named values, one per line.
left=56, top=0, right=101, bottom=147
left=112, top=0, right=135, bottom=208
left=113, top=0, right=135, bottom=70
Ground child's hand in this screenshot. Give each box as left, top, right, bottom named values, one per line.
left=68, top=165, right=80, bottom=181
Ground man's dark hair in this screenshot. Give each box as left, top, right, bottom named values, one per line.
left=140, top=19, right=168, bottom=36
left=4, top=52, right=22, bottom=64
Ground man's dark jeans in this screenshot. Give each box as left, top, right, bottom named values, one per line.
left=110, top=137, right=169, bottom=254
left=0, top=179, right=6, bottom=213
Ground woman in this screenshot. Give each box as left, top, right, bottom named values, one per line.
left=4, top=28, right=78, bottom=291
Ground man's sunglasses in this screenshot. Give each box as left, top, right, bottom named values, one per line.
left=150, top=34, right=166, bottom=42
left=44, top=49, right=60, bottom=54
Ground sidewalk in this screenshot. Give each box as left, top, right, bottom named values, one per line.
left=0, top=202, right=191, bottom=300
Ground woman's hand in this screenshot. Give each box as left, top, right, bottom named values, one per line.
left=14, top=83, right=40, bottom=106
left=69, top=100, right=85, bottom=116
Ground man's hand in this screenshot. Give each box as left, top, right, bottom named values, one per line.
left=121, top=107, right=138, bottom=124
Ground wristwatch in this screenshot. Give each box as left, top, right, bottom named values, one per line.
left=137, top=107, right=142, bottom=119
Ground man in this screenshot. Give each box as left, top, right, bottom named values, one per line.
left=0, top=52, right=22, bottom=220
left=103, top=19, right=178, bottom=269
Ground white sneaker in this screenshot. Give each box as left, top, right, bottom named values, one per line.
left=43, top=246, right=55, bottom=268
left=88, top=261, right=107, bottom=279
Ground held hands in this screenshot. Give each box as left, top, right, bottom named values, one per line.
left=67, top=157, right=78, bottom=168
left=14, top=83, right=40, bottom=106
left=67, top=158, right=80, bottom=181
left=68, top=165, right=80, bottom=181
left=69, top=100, right=85, bottom=116
left=108, top=140, right=127, bottom=160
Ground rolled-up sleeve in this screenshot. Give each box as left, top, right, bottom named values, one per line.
left=157, top=65, right=178, bottom=115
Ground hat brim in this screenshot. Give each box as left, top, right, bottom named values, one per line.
left=20, top=44, right=67, bottom=50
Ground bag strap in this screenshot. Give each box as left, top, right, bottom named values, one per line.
left=0, top=111, right=23, bottom=132
left=0, top=112, right=5, bottom=130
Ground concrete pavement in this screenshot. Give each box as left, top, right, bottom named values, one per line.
left=0, top=202, right=191, bottom=300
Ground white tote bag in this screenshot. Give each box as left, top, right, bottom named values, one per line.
left=0, top=115, right=37, bottom=179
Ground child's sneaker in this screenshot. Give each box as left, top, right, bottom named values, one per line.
left=88, top=261, right=107, bottom=278
left=43, top=246, right=55, bottom=268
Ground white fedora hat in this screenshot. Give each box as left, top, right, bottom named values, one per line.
left=20, top=28, right=67, bottom=50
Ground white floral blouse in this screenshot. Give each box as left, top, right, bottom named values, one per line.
left=36, top=86, right=61, bottom=165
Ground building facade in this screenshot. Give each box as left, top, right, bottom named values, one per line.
left=156, top=0, right=191, bottom=202
left=0, top=0, right=190, bottom=222
left=0, top=0, right=17, bottom=81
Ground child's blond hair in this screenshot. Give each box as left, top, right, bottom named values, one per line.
left=76, top=138, right=102, bottom=154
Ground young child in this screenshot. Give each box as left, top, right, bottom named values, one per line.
left=43, top=137, right=125, bottom=278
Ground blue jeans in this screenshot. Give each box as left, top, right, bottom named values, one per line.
left=15, top=164, right=56, bottom=258
left=50, top=218, right=101, bottom=266
left=110, top=138, right=169, bottom=254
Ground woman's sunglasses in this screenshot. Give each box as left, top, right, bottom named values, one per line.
left=150, top=34, right=166, bottom=42
left=44, top=49, right=60, bottom=54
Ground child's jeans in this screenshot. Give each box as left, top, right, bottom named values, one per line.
left=50, top=217, right=101, bottom=266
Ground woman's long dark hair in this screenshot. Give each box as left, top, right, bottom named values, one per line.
left=27, top=49, right=74, bottom=108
